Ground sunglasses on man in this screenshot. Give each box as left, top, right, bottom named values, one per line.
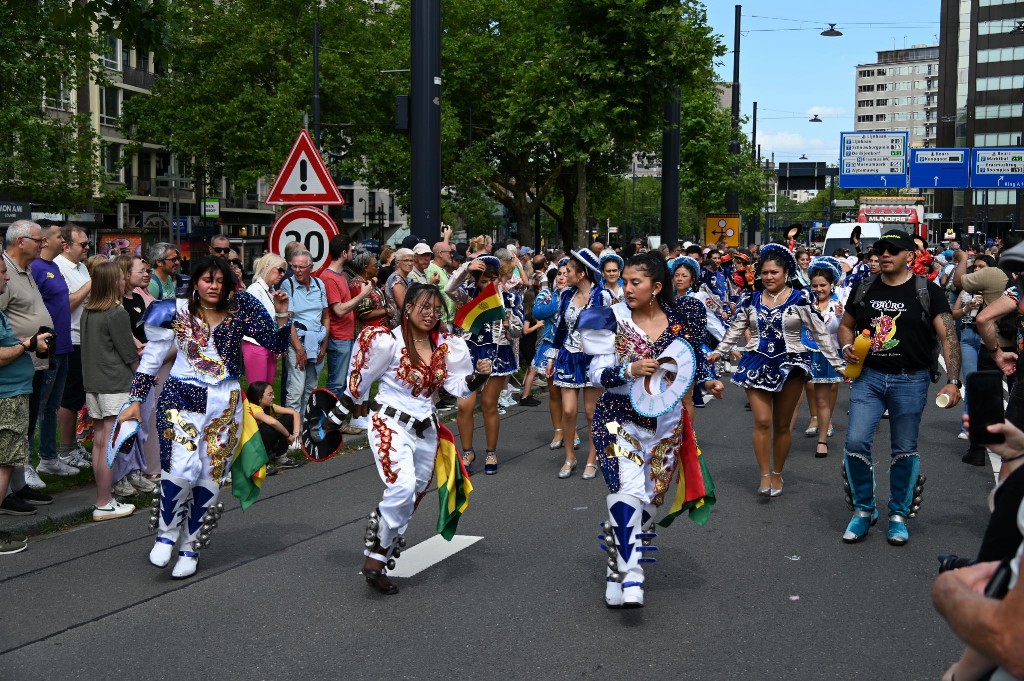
left=212, top=246, right=231, bottom=255
left=871, top=243, right=908, bottom=256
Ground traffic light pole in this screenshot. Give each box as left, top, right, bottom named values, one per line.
left=410, top=0, right=442, bottom=243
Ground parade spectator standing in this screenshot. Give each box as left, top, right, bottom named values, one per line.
left=408, top=242, right=434, bottom=285
left=322, top=236, right=370, bottom=403
left=29, top=222, right=78, bottom=481
left=386, top=248, right=415, bottom=320
left=147, top=242, right=180, bottom=300
left=55, top=224, right=93, bottom=471
left=347, top=248, right=389, bottom=431
left=242, top=253, right=287, bottom=384
left=210, top=234, right=243, bottom=290
left=80, top=261, right=137, bottom=521
left=838, top=230, right=962, bottom=546
left=282, top=250, right=328, bottom=412
left=427, top=241, right=455, bottom=327
left=0, top=220, right=57, bottom=505
left=0, top=250, right=53, bottom=529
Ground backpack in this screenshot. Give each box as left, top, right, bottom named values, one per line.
left=996, top=272, right=1024, bottom=347
left=852, top=273, right=942, bottom=383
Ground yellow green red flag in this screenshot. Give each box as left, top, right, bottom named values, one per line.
left=659, top=409, right=716, bottom=527
left=435, top=423, right=473, bottom=540
left=453, top=282, right=506, bottom=335
left=231, top=396, right=269, bottom=510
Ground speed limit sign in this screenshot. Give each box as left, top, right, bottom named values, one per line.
left=269, top=206, right=339, bottom=276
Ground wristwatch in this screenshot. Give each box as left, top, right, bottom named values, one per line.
left=948, top=379, right=963, bottom=388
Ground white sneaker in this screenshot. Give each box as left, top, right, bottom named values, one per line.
left=60, top=445, right=92, bottom=469
left=37, top=458, right=80, bottom=476
left=622, top=583, right=645, bottom=608
left=92, top=499, right=135, bottom=521
left=957, top=431, right=969, bottom=441
left=111, top=479, right=137, bottom=498
left=23, top=465, right=46, bottom=490
left=127, top=471, right=157, bottom=494
left=149, top=536, right=177, bottom=568
left=349, top=416, right=369, bottom=430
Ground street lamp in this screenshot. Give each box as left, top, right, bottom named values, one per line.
left=809, top=114, right=823, bottom=123
left=821, top=24, right=843, bottom=37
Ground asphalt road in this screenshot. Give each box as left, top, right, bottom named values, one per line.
left=0, top=380, right=996, bottom=681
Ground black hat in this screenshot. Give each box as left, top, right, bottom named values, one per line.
left=874, top=230, right=916, bottom=252
left=400, top=235, right=425, bottom=250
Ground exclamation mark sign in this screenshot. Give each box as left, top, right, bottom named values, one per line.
left=299, top=158, right=308, bottom=192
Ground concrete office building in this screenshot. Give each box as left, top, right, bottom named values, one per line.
left=854, top=45, right=940, bottom=150
left=937, top=0, right=1024, bottom=236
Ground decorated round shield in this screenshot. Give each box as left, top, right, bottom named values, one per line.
left=301, top=388, right=344, bottom=462
left=629, top=338, right=697, bottom=418
left=107, top=403, right=141, bottom=468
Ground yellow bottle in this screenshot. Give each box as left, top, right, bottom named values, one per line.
left=844, top=329, right=872, bottom=380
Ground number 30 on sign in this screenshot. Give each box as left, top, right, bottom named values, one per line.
left=269, top=206, right=339, bottom=277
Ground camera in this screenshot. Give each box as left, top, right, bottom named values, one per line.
left=937, top=553, right=975, bottom=573
left=35, top=326, right=54, bottom=362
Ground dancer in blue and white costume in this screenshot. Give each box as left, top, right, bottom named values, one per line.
left=550, top=249, right=605, bottom=479
left=598, top=252, right=625, bottom=306
left=708, top=244, right=844, bottom=498
left=446, top=254, right=523, bottom=475
left=805, top=256, right=846, bottom=459
left=670, top=256, right=723, bottom=411
left=582, top=251, right=723, bottom=608
left=119, top=257, right=292, bottom=579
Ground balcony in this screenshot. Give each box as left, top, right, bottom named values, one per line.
left=121, top=67, right=155, bottom=90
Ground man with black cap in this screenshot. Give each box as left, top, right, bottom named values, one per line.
left=838, top=229, right=962, bottom=546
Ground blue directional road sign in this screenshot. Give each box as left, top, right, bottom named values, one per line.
left=971, top=148, right=1024, bottom=189
left=909, top=148, right=970, bottom=189
left=840, top=132, right=908, bottom=189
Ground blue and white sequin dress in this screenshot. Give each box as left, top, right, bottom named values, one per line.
left=447, top=280, right=524, bottom=377
left=804, top=297, right=843, bottom=383
left=718, top=289, right=844, bottom=393
left=551, top=285, right=604, bottom=388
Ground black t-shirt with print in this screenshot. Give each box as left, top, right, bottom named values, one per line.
left=846, top=275, right=950, bottom=374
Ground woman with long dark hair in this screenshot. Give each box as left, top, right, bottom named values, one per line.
left=318, top=283, right=491, bottom=594
left=118, top=256, right=292, bottom=579
left=805, top=257, right=846, bottom=458
left=708, top=245, right=844, bottom=498
left=582, top=251, right=723, bottom=608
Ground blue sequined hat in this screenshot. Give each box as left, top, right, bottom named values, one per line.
left=571, top=248, right=602, bottom=277
left=760, top=243, right=798, bottom=275
left=807, top=256, right=843, bottom=284
left=599, top=252, right=624, bottom=271
left=475, top=255, right=501, bottom=273
left=670, top=256, right=701, bottom=281
left=557, top=256, right=570, bottom=268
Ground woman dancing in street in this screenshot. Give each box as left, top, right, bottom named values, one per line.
left=318, top=283, right=491, bottom=594
left=805, top=257, right=845, bottom=458
left=445, top=255, right=523, bottom=475
left=708, top=244, right=844, bottom=498
left=119, top=257, right=292, bottom=579
left=550, top=249, right=605, bottom=479
left=582, top=251, right=723, bottom=608
left=670, top=256, right=723, bottom=413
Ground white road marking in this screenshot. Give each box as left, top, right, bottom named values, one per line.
left=386, top=534, right=483, bottom=578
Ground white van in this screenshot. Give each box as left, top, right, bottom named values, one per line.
left=820, top=222, right=888, bottom=258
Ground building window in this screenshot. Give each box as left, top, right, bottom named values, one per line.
left=875, top=98, right=889, bottom=106
left=858, top=114, right=873, bottom=122
left=100, top=35, right=120, bottom=70
left=43, top=79, right=73, bottom=112
left=876, top=68, right=886, bottom=76
left=978, top=46, right=1024, bottom=63
left=977, top=104, right=1024, bottom=120
left=875, top=114, right=887, bottom=121
left=858, top=99, right=873, bottom=108
left=858, top=69, right=875, bottom=78
left=104, top=143, right=123, bottom=182
left=977, top=74, right=1024, bottom=91
left=99, top=87, right=120, bottom=126
left=857, top=84, right=875, bottom=92
left=979, top=18, right=1024, bottom=35
left=876, top=83, right=887, bottom=91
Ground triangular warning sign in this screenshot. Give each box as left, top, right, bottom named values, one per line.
left=265, top=129, right=345, bottom=205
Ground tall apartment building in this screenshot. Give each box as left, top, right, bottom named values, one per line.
left=854, top=45, right=940, bottom=149
left=40, top=34, right=404, bottom=263
left=937, top=0, right=1024, bottom=236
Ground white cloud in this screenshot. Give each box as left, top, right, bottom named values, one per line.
left=756, top=130, right=837, bottom=160
left=806, top=105, right=846, bottom=117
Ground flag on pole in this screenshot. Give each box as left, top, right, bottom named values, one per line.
left=453, top=282, right=506, bottom=335
left=435, top=423, right=473, bottom=540
left=231, top=396, right=269, bottom=510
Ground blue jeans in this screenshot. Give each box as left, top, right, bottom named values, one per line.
left=845, top=368, right=929, bottom=462
left=960, top=325, right=981, bottom=421
left=326, top=338, right=353, bottom=396
left=33, top=353, right=69, bottom=463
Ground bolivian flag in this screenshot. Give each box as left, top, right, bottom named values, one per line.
left=453, top=282, right=506, bottom=335
left=659, top=409, right=716, bottom=527
left=230, top=396, right=269, bottom=510
left=435, top=424, right=473, bottom=540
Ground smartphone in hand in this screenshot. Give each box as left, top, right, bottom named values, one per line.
left=967, top=370, right=1006, bottom=446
